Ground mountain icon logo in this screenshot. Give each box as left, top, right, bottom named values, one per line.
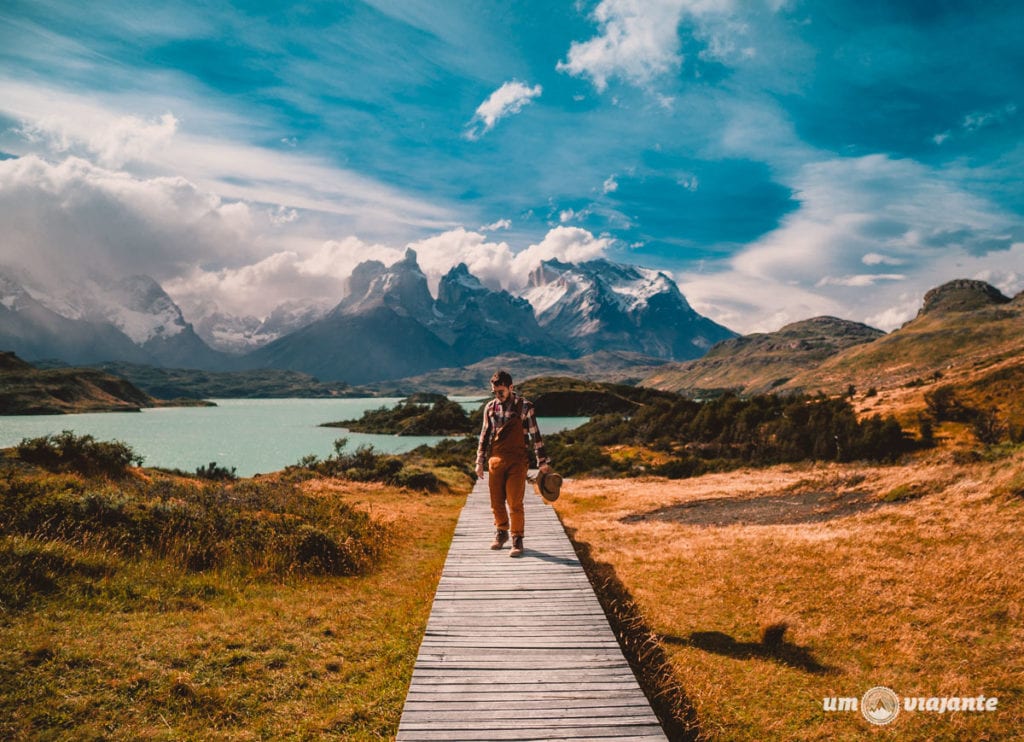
left=861, top=686, right=900, bottom=725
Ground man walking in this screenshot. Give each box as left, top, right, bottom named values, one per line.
left=475, top=370, right=552, bottom=557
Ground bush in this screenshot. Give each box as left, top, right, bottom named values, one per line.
left=194, top=461, right=237, bottom=481
left=289, top=439, right=447, bottom=491
left=924, top=386, right=974, bottom=422
left=971, top=408, right=1007, bottom=446
left=653, top=456, right=707, bottom=479
left=16, top=431, right=143, bottom=478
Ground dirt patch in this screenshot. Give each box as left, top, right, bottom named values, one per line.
left=622, top=489, right=895, bottom=526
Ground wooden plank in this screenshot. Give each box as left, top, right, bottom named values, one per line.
left=396, top=475, right=666, bottom=741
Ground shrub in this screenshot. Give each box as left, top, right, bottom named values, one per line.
left=653, top=456, right=707, bottom=479
left=924, top=386, right=974, bottom=422
left=971, top=408, right=1007, bottom=446
left=194, top=461, right=237, bottom=481
left=288, top=439, right=447, bottom=491
left=16, top=431, right=143, bottom=478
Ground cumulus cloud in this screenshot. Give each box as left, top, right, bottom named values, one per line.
left=508, top=226, right=612, bottom=288
left=480, top=218, right=512, bottom=231
left=165, top=236, right=401, bottom=319
left=602, top=175, right=619, bottom=193
left=408, top=225, right=612, bottom=292
left=17, top=111, right=178, bottom=168
left=465, top=80, right=542, bottom=140
left=557, top=0, right=737, bottom=92
left=680, top=153, right=1024, bottom=333
left=0, top=155, right=262, bottom=286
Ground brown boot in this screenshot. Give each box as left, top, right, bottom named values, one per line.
left=490, top=529, right=509, bottom=550
left=509, top=535, right=524, bottom=558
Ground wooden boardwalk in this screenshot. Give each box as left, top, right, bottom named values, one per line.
left=397, top=476, right=666, bottom=741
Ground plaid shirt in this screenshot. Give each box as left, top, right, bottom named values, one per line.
left=476, top=392, right=550, bottom=468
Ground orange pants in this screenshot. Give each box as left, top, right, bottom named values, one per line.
left=488, top=455, right=528, bottom=537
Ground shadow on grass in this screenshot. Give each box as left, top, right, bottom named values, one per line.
left=662, top=625, right=833, bottom=675
left=621, top=490, right=889, bottom=527
left=562, top=525, right=701, bottom=742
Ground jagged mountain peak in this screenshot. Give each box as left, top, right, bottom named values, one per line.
left=521, top=257, right=734, bottom=360
left=917, top=279, right=1010, bottom=317
left=92, top=273, right=188, bottom=345
left=336, top=249, right=433, bottom=318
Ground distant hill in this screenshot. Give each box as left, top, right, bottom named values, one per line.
left=642, top=316, right=885, bottom=396
left=373, top=351, right=673, bottom=396
left=782, top=280, right=1022, bottom=396
left=93, top=362, right=368, bottom=399
left=0, top=351, right=170, bottom=414
left=637, top=279, right=1024, bottom=430
left=516, top=376, right=679, bottom=416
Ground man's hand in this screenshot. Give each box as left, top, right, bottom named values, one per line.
left=475, top=463, right=484, bottom=480
left=539, top=463, right=551, bottom=475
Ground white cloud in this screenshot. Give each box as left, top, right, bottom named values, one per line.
left=0, top=155, right=262, bottom=284
left=602, top=175, right=619, bottom=193
left=465, top=80, right=542, bottom=140
left=679, top=153, right=1024, bottom=333
left=558, top=0, right=688, bottom=92
left=559, top=209, right=576, bottom=223
left=815, top=273, right=906, bottom=288
left=17, top=111, right=179, bottom=169
left=408, top=225, right=612, bottom=292
left=481, top=218, right=512, bottom=231
left=0, top=79, right=455, bottom=238
left=558, top=0, right=738, bottom=92
left=508, top=226, right=612, bottom=288
left=677, top=174, right=699, bottom=191
left=962, top=103, right=1017, bottom=132
left=862, top=252, right=904, bottom=266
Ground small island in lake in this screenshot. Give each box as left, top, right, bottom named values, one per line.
left=322, top=395, right=479, bottom=436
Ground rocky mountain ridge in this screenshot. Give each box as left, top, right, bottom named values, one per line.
left=237, top=249, right=730, bottom=383
left=1, top=252, right=729, bottom=383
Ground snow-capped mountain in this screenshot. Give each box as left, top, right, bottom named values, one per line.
left=333, top=248, right=435, bottom=319
left=433, top=263, right=559, bottom=358
left=0, top=270, right=154, bottom=365
left=246, top=249, right=457, bottom=383
left=192, top=300, right=329, bottom=354
left=0, top=269, right=230, bottom=369
left=243, top=251, right=733, bottom=383
left=522, top=258, right=736, bottom=359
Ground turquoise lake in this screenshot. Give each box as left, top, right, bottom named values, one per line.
left=0, top=398, right=588, bottom=477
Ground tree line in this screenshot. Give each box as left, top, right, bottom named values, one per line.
left=544, top=392, right=917, bottom=478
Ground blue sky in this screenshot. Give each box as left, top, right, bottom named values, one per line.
left=1, top=0, right=1022, bottom=332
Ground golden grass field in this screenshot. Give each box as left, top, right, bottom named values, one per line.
left=554, top=444, right=1024, bottom=740
left=0, top=475, right=466, bottom=741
